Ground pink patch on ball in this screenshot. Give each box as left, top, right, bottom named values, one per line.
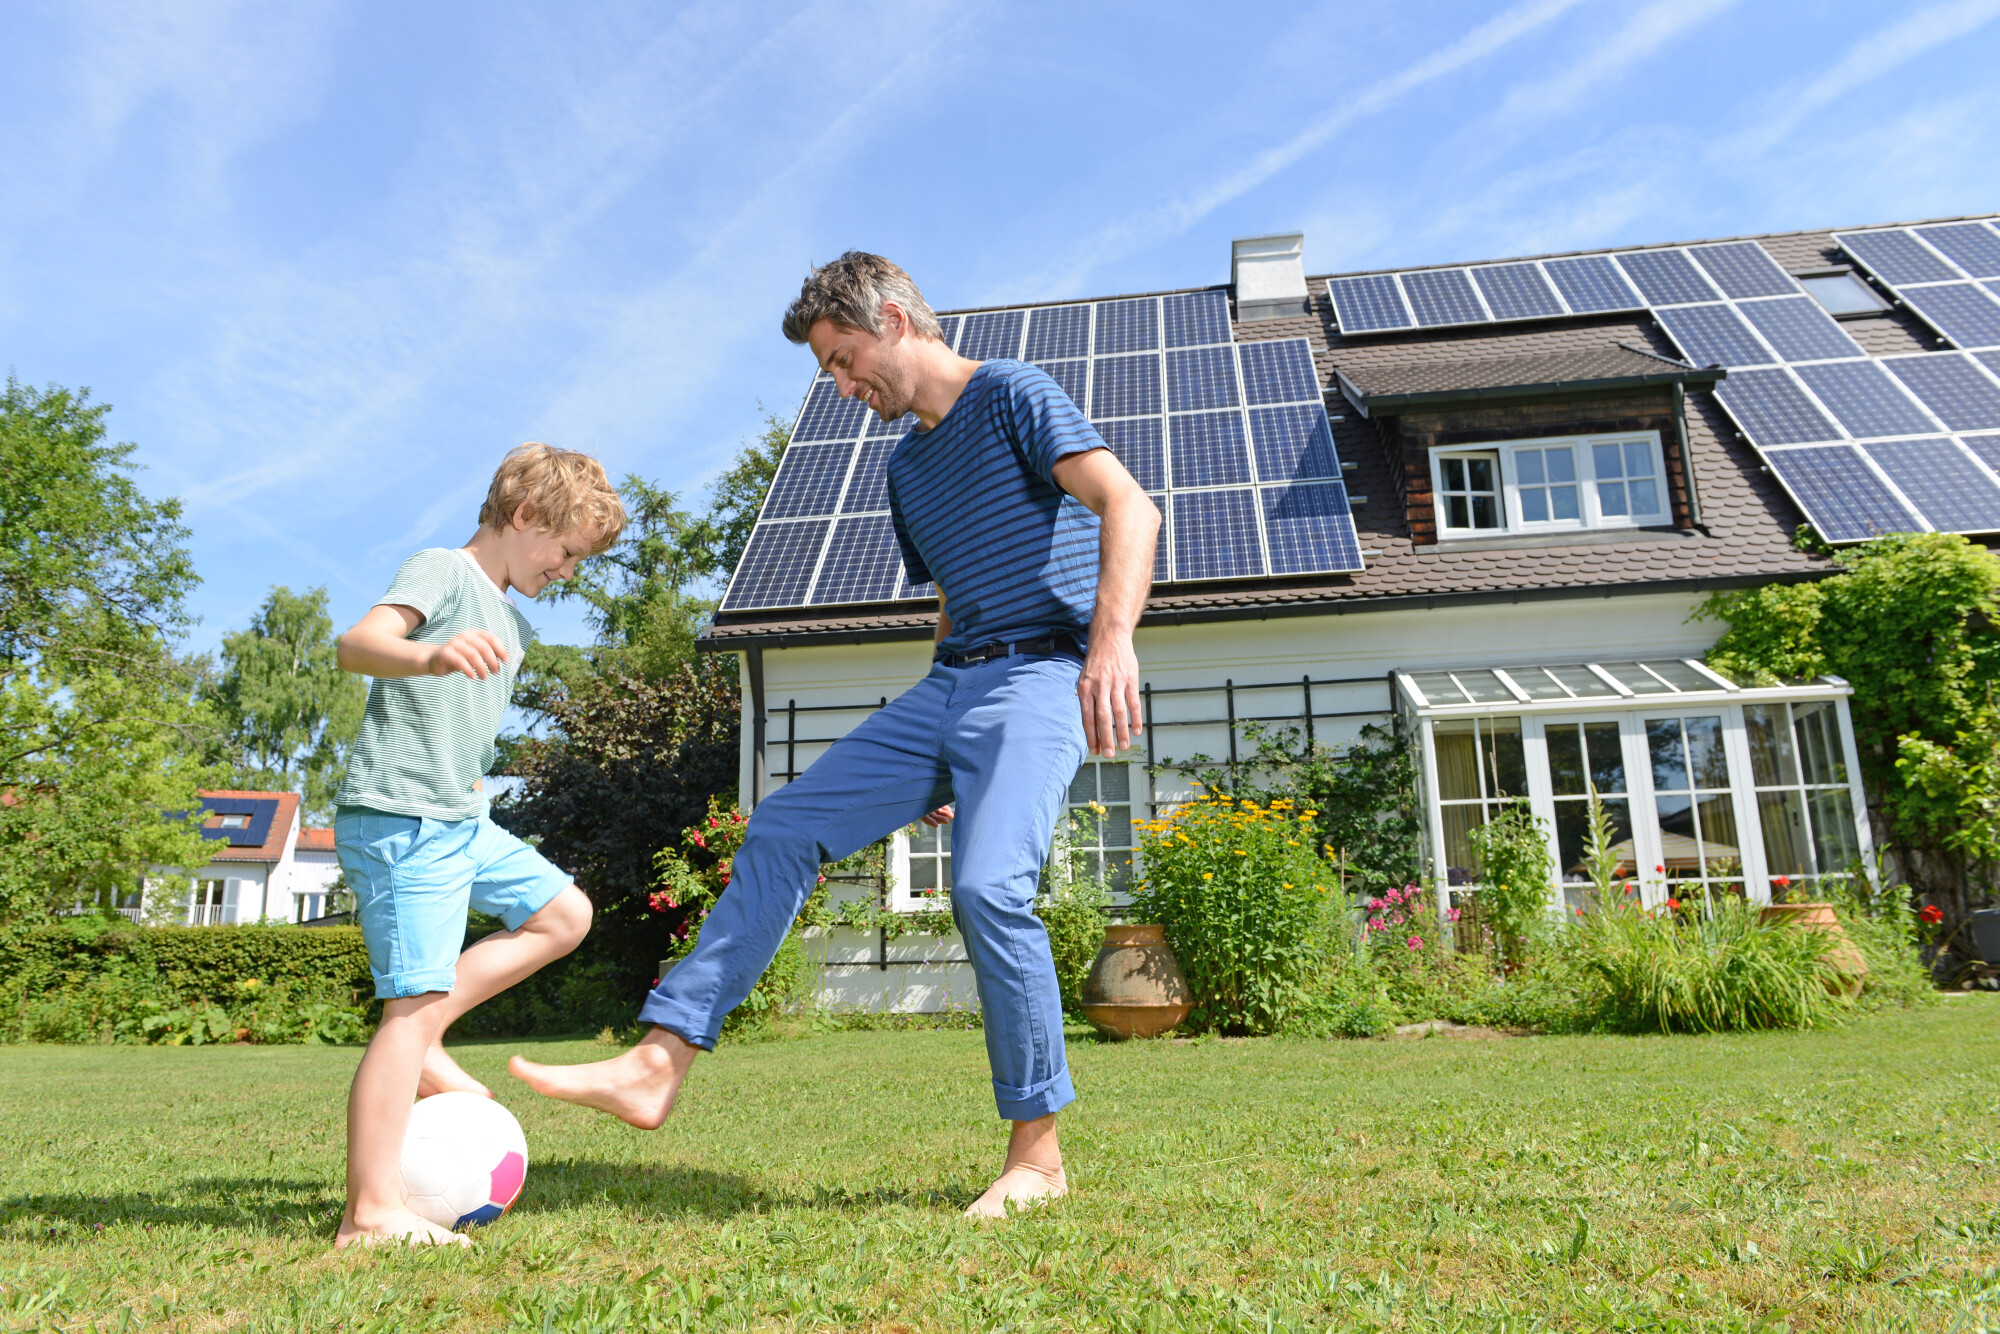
left=490, top=1151, right=526, bottom=1208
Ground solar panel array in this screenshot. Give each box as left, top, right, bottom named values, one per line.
left=721, top=290, right=1363, bottom=612
left=1324, top=220, right=2000, bottom=544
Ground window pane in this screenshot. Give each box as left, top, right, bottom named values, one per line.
left=1547, top=725, right=1585, bottom=796
left=1486, top=717, right=1528, bottom=797
left=1441, top=803, right=1484, bottom=883
left=1697, top=793, right=1742, bottom=877
left=1103, top=805, right=1133, bottom=849
left=1648, top=717, right=1689, bottom=791
left=1447, top=495, right=1469, bottom=528
left=1629, top=478, right=1659, bottom=516
left=1099, top=763, right=1130, bottom=802
left=1794, top=702, right=1847, bottom=785
left=1625, top=441, right=1653, bottom=478
left=1471, top=495, right=1500, bottom=528
left=1744, top=704, right=1799, bottom=786
left=911, top=858, right=936, bottom=890
left=1656, top=793, right=1696, bottom=872
left=1684, top=716, right=1729, bottom=788
left=1518, top=449, right=1545, bottom=484
left=1521, top=489, right=1549, bottom=522
left=911, top=823, right=938, bottom=854
left=1434, top=720, right=1481, bottom=800
left=1444, top=457, right=1466, bottom=489
left=1758, top=790, right=1809, bottom=876
left=1547, top=665, right=1618, bottom=698
left=1641, top=659, right=1713, bottom=691
left=1598, top=480, right=1629, bottom=516
left=1593, top=442, right=1625, bottom=478
left=1585, top=722, right=1627, bottom=793
left=1067, top=766, right=1094, bottom=804
left=1547, top=448, right=1576, bottom=482
left=1467, top=457, right=1495, bottom=490
left=1552, top=485, right=1580, bottom=520
left=1807, top=789, right=1859, bottom=873
left=941, top=850, right=953, bottom=890
left=1553, top=797, right=1633, bottom=880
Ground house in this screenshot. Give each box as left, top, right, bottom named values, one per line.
left=144, top=790, right=344, bottom=925
left=700, top=215, right=2000, bottom=1011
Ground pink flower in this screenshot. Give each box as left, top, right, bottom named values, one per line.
left=647, top=890, right=679, bottom=913
left=1367, top=897, right=1385, bottom=910
left=1405, top=936, right=1423, bottom=950
left=1446, top=908, right=1461, bottom=922
left=1390, top=913, right=1405, bottom=926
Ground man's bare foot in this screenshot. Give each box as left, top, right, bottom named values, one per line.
left=335, top=1207, right=471, bottom=1250
left=507, top=1027, right=695, bottom=1129
left=965, top=1164, right=1067, bottom=1218
left=417, top=1044, right=491, bottom=1099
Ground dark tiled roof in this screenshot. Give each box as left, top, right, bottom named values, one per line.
left=1336, top=343, right=1710, bottom=412
left=197, top=789, right=300, bottom=864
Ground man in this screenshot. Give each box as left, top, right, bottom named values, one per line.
left=512, top=251, right=1158, bottom=1217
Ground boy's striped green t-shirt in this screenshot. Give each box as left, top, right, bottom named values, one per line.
left=336, top=548, right=535, bottom=822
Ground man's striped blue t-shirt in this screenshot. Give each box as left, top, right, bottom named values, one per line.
left=887, top=360, right=1105, bottom=659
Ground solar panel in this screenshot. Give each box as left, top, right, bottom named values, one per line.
left=1262, top=482, right=1363, bottom=574
left=809, top=514, right=908, bottom=605
left=721, top=519, right=831, bottom=610
left=840, top=440, right=897, bottom=513
left=1836, top=230, right=1959, bottom=286
left=1763, top=446, right=1919, bottom=543
left=1326, top=274, right=1412, bottom=332
left=1963, top=433, right=2000, bottom=476
left=1249, top=404, right=1342, bottom=482
left=1542, top=255, right=1643, bottom=313
left=1096, top=417, right=1165, bottom=490
left=1735, top=296, right=1864, bottom=362
left=1033, top=358, right=1088, bottom=408
left=1899, top=283, right=2000, bottom=349
left=958, top=309, right=1026, bottom=361
left=1614, top=249, right=1718, bottom=306
left=1168, top=411, right=1253, bottom=487
left=762, top=442, right=856, bottom=519
left=936, top=315, right=962, bottom=352
left=1091, top=353, right=1162, bottom=418
left=1794, top=361, right=1939, bottom=438
left=1145, top=494, right=1170, bottom=583
left=1165, top=345, right=1240, bottom=412
left=1238, top=338, right=1321, bottom=405
left=1687, top=242, right=1796, bottom=299
left=1163, top=290, right=1233, bottom=348
left=794, top=378, right=869, bottom=442
left=898, top=571, right=937, bottom=602
left=866, top=409, right=917, bottom=438
left=1862, top=437, right=2000, bottom=533
left=1881, top=355, right=2000, bottom=431
left=1713, top=368, right=1840, bottom=445
left=1471, top=262, right=1566, bottom=320
left=1024, top=304, right=1092, bottom=360
left=1172, top=489, right=1264, bottom=580
left=1913, top=223, right=2000, bottom=279
left=1979, top=350, right=2000, bottom=381
left=1094, top=297, right=1159, bottom=354
left=1653, top=303, right=1773, bottom=368
left=1401, top=268, right=1487, bottom=327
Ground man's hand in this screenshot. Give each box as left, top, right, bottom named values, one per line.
left=427, top=629, right=510, bottom=681
left=1078, top=638, right=1141, bottom=758
left=920, top=805, right=954, bottom=828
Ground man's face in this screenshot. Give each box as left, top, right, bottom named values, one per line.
left=808, top=307, right=917, bottom=421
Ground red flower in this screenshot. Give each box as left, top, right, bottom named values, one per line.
left=1773, top=875, right=1790, bottom=887
left=691, top=832, right=707, bottom=849
left=1919, top=904, right=1945, bottom=924
left=1654, top=864, right=1664, bottom=874
left=1666, top=897, right=1682, bottom=910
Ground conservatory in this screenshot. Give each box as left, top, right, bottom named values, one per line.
left=1393, top=661, right=1873, bottom=913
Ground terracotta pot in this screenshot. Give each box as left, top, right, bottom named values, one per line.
left=1080, top=924, right=1193, bottom=1040
left=1760, top=902, right=1868, bottom=995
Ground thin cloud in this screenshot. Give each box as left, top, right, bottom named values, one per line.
left=1724, top=0, right=2000, bottom=158
left=1020, top=0, right=1594, bottom=297
left=1490, top=0, right=1736, bottom=129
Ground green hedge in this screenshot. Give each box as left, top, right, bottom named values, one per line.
left=0, top=919, right=375, bottom=1045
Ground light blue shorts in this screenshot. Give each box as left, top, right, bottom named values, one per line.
left=334, top=806, right=571, bottom=999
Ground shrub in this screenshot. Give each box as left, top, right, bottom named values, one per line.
left=1466, top=806, right=1556, bottom=968
left=1036, top=806, right=1113, bottom=1015
left=1130, top=789, right=1335, bottom=1034
left=1562, top=896, right=1847, bottom=1033
left=1824, top=873, right=1938, bottom=1009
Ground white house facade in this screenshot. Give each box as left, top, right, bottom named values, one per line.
left=143, top=790, right=343, bottom=925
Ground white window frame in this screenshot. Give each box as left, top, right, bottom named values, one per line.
left=1430, top=431, right=1669, bottom=539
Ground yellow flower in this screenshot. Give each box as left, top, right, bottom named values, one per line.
left=1302, top=810, right=1319, bottom=818
left=1201, top=872, right=1213, bottom=880
left=1282, top=882, right=1293, bottom=889
left=1234, top=850, right=1247, bottom=856
left=1287, top=840, right=1299, bottom=846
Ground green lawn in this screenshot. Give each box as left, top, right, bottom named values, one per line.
left=3, top=1002, right=1998, bottom=1333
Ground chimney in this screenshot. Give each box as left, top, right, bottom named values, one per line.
left=1231, top=233, right=1307, bottom=322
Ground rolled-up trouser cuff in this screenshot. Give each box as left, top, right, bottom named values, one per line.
left=636, top=992, right=719, bottom=1051
left=994, top=1067, right=1075, bottom=1122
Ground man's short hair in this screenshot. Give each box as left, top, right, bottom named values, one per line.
left=782, top=251, right=944, bottom=345
left=479, top=443, right=627, bottom=553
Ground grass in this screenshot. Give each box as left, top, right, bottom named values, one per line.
left=2, top=1003, right=1998, bottom=1332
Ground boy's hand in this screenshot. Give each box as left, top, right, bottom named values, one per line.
left=427, top=630, right=510, bottom=681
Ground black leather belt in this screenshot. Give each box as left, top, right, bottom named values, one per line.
left=939, top=634, right=1084, bottom=667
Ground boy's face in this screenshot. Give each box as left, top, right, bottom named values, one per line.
left=501, top=509, right=597, bottom=597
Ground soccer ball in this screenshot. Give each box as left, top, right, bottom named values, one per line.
left=399, top=1092, right=529, bottom=1230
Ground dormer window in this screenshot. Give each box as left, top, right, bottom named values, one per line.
left=1430, top=432, right=1668, bottom=538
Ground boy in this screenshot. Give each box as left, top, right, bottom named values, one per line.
left=330, top=442, right=625, bottom=1248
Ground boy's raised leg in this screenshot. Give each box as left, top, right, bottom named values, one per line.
left=336, top=992, right=471, bottom=1249
left=508, top=1025, right=698, bottom=1129
left=413, top=886, right=593, bottom=1097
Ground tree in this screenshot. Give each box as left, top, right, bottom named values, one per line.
left=204, top=585, right=365, bottom=821
left=0, top=378, right=218, bottom=920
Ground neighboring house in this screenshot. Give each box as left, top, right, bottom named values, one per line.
left=702, top=215, right=2000, bottom=1011
left=144, top=790, right=343, bottom=925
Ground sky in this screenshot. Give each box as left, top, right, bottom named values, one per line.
left=6, top=0, right=1999, bottom=654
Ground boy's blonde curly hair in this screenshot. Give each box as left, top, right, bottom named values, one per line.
left=479, top=443, right=627, bottom=554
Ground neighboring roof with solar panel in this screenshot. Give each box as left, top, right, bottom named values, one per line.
left=702, top=214, right=2000, bottom=649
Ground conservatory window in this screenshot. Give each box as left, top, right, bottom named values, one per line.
left=1433, top=716, right=1526, bottom=883
left=1645, top=714, right=1744, bottom=908
left=1545, top=720, right=1633, bottom=909
left=1745, top=701, right=1860, bottom=885
left=1432, top=433, right=1667, bottom=537
left=1066, top=759, right=1137, bottom=891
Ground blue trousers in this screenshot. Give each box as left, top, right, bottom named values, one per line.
left=639, top=652, right=1086, bottom=1120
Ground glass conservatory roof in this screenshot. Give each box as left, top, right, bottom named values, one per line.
left=1396, top=660, right=1849, bottom=715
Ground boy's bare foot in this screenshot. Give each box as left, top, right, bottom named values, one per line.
left=507, top=1027, right=695, bottom=1130
left=417, top=1044, right=491, bottom=1099
left=965, top=1164, right=1067, bottom=1218
left=335, top=1207, right=472, bottom=1250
